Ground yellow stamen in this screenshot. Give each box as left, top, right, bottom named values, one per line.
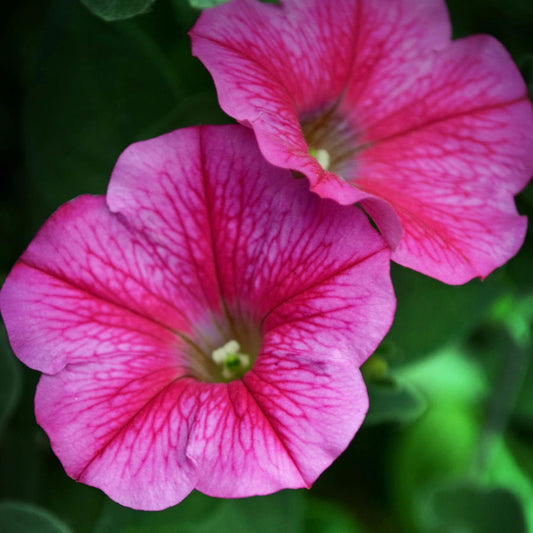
left=309, top=147, right=331, bottom=171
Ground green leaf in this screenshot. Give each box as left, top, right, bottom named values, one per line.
left=188, top=0, right=231, bottom=7
left=92, top=491, right=219, bottom=533
left=472, top=293, right=533, bottom=429
left=0, top=325, right=21, bottom=435
left=365, top=377, right=427, bottom=425
left=391, top=403, right=481, bottom=531
left=485, top=438, right=533, bottom=532
left=79, top=0, right=157, bottom=21
left=425, top=483, right=527, bottom=533
left=23, top=0, right=221, bottom=232
left=93, top=490, right=304, bottom=533
left=514, top=355, right=533, bottom=428
left=203, top=491, right=305, bottom=533
left=397, top=346, right=488, bottom=407
left=304, top=499, right=366, bottom=533
left=42, top=470, right=105, bottom=533
left=24, top=0, right=174, bottom=220
left=385, top=264, right=502, bottom=363
left=187, top=0, right=278, bottom=7
left=0, top=502, right=73, bottom=533
left=0, top=427, right=49, bottom=503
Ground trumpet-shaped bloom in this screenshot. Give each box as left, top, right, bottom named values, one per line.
left=191, top=0, right=533, bottom=284
left=0, top=125, right=395, bottom=510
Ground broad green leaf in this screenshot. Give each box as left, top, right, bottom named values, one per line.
left=395, top=406, right=481, bottom=489
left=23, top=0, right=225, bottom=233
left=79, top=0, right=157, bottom=21
left=92, top=491, right=220, bottom=533
left=385, top=264, right=502, bottom=363
left=485, top=438, right=533, bottom=532
left=365, top=377, right=427, bottom=425
left=0, top=325, right=21, bottom=435
left=0, top=502, right=73, bottom=533
left=392, top=346, right=531, bottom=531
left=188, top=0, right=231, bottom=7
left=425, top=483, right=526, bottom=533
left=42, top=470, right=105, bottom=533
left=0, top=428, right=48, bottom=503
left=490, top=293, right=533, bottom=347
left=24, top=0, right=176, bottom=227
left=397, top=347, right=488, bottom=407
left=506, top=193, right=533, bottom=288
left=514, top=355, right=533, bottom=428
left=304, top=499, right=366, bottom=533
left=188, top=0, right=278, bottom=7
left=209, top=491, right=305, bottom=533
left=391, top=404, right=481, bottom=531
left=93, top=490, right=304, bottom=533
left=365, top=345, right=486, bottom=425
left=474, top=294, right=533, bottom=429
left=446, top=0, right=533, bottom=56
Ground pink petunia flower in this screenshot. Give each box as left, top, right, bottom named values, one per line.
left=191, top=0, right=533, bottom=284
left=0, top=125, right=395, bottom=510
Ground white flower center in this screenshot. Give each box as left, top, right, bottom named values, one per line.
left=211, top=340, right=251, bottom=379
left=309, top=147, right=331, bottom=171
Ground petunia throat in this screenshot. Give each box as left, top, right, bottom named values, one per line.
left=181, top=313, right=262, bottom=384
left=301, top=105, right=358, bottom=177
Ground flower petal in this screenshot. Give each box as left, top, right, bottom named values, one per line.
left=108, top=125, right=394, bottom=351
left=194, top=350, right=368, bottom=496
left=191, top=0, right=451, bottom=186
left=35, top=340, right=367, bottom=508
left=191, top=0, right=533, bottom=283
left=0, top=196, right=202, bottom=374
left=350, top=36, right=533, bottom=282
left=35, top=358, right=197, bottom=510
left=1, top=125, right=395, bottom=509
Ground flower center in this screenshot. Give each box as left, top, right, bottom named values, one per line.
left=309, top=147, right=331, bottom=171
left=180, top=314, right=261, bottom=384
left=211, top=339, right=251, bottom=381
left=301, top=105, right=358, bottom=177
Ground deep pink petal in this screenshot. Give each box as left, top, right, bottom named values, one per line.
left=1, top=125, right=395, bottom=509
left=349, top=36, right=533, bottom=282
left=261, top=247, right=393, bottom=368
left=35, top=358, right=197, bottom=510
left=108, top=126, right=394, bottom=348
left=35, top=342, right=367, bottom=508
left=191, top=0, right=450, bottom=186
left=195, top=350, right=368, bottom=496
left=0, top=196, right=201, bottom=374
left=191, top=0, right=533, bottom=283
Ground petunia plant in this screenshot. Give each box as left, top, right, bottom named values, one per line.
left=0, top=125, right=395, bottom=510
left=191, top=0, right=533, bottom=284
left=1, top=0, right=532, bottom=530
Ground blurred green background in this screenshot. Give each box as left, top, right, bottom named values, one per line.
left=1, top=0, right=532, bottom=531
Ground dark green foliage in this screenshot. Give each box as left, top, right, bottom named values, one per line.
left=365, top=377, right=427, bottom=425
left=0, top=327, right=21, bottom=436
left=427, top=484, right=527, bottom=533
left=24, top=0, right=227, bottom=233
left=188, top=0, right=232, bottom=8
left=0, top=502, right=73, bottom=533
left=1, top=1, right=532, bottom=532
left=93, top=491, right=304, bottom=533
left=79, top=0, right=157, bottom=21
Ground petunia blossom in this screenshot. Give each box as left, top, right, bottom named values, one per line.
left=0, top=125, right=395, bottom=510
left=190, top=0, right=533, bottom=284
